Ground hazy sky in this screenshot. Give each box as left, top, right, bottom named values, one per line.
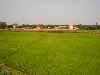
left=0, top=0, right=100, bottom=25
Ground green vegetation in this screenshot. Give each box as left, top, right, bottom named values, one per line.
left=0, top=31, right=100, bottom=75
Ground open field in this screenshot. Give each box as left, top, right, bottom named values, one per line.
left=0, top=31, right=100, bottom=75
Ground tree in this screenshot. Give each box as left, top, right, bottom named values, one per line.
left=0, top=22, right=7, bottom=29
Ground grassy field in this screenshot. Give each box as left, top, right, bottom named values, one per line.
left=0, top=31, right=100, bottom=75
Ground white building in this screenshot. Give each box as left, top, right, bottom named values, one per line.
left=69, top=24, right=74, bottom=30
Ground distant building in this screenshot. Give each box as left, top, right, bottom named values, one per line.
left=36, top=25, right=44, bottom=29
left=13, top=25, right=16, bottom=30
left=69, top=24, right=74, bottom=30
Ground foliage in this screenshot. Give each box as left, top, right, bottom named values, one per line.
left=0, top=22, right=7, bottom=29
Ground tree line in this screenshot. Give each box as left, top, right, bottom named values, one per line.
left=0, top=22, right=100, bottom=30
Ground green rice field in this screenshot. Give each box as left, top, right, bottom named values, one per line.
left=0, top=31, right=100, bottom=75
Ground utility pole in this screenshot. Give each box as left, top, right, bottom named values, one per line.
left=96, top=21, right=98, bottom=25
left=96, top=21, right=98, bottom=30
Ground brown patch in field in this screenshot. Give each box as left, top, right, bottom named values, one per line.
left=0, top=64, right=5, bottom=68
left=0, top=63, right=27, bottom=75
